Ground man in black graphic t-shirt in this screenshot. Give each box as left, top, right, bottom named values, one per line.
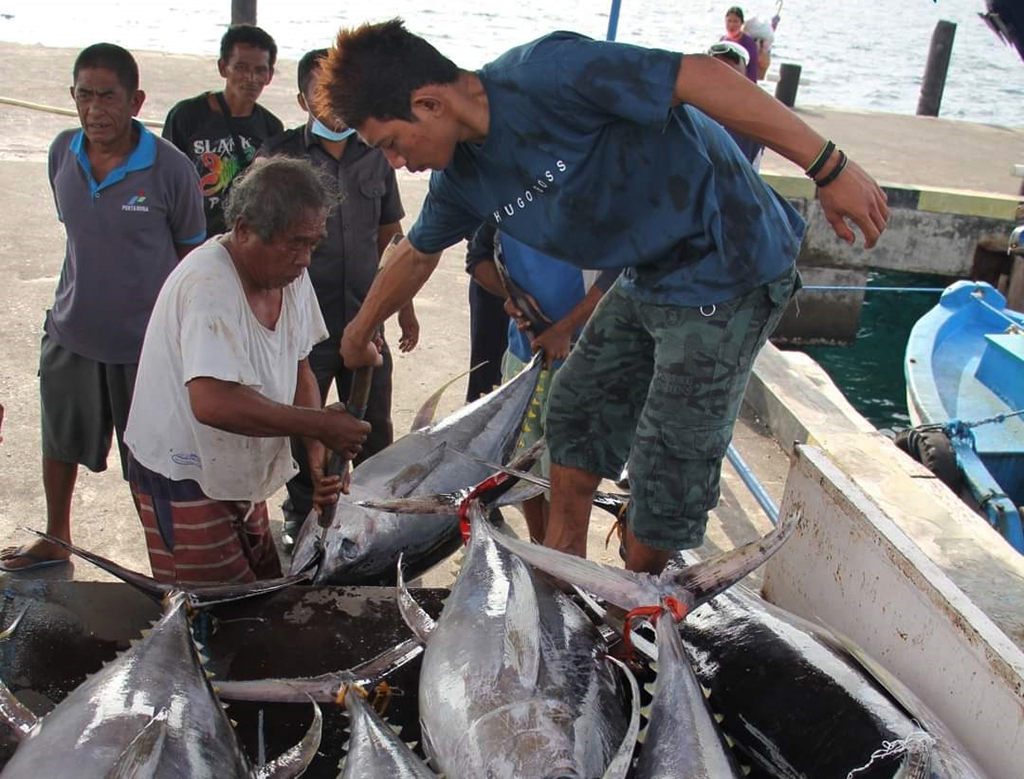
left=162, top=24, right=283, bottom=236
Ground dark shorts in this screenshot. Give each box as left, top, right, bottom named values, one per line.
left=39, top=333, right=137, bottom=476
left=128, top=456, right=282, bottom=585
left=547, top=265, right=799, bottom=550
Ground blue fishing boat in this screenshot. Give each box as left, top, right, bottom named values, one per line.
left=903, top=281, right=1024, bottom=552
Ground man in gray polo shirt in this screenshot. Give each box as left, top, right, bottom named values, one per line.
left=257, top=48, right=417, bottom=549
left=0, top=43, right=204, bottom=572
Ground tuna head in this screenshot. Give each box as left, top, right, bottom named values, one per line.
left=460, top=700, right=582, bottom=779
left=292, top=356, right=545, bottom=586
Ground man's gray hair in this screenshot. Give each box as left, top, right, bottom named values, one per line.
left=224, top=157, right=330, bottom=242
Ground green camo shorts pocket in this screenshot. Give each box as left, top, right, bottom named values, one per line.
left=630, top=422, right=731, bottom=549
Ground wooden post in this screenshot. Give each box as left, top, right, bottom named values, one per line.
left=231, top=0, right=257, bottom=25
left=917, top=20, right=956, bottom=117
left=774, top=63, right=801, bottom=108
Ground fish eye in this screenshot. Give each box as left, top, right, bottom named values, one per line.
left=339, top=538, right=360, bottom=559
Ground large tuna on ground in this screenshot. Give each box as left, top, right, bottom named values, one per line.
left=396, top=503, right=640, bottom=779
left=490, top=506, right=801, bottom=778
left=290, top=357, right=543, bottom=585
left=632, top=612, right=743, bottom=778
left=493, top=520, right=990, bottom=779
left=672, top=582, right=988, bottom=779
left=0, top=591, right=321, bottom=779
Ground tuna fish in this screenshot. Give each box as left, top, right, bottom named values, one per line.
left=0, top=591, right=321, bottom=779
left=336, top=684, right=435, bottom=779
left=493, top=526, right=989, bottom=779
left=395, top=501, right=640, bottom=779
left=613, top=582, right=988, bottom=779
left=290, top=356, right=544, bottom=585
left=633, top=614, right=743, bottom=778
left=486, top=507, right=801, bottom=778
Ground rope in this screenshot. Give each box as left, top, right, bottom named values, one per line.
left=803, top=285, right=946, bottom=293
left=916, top=408, right=1024, bottom=436
left=845, top=732, right=935, bottom=779
left=0, top=95, right=164, bottom=128
left=622, top=598, right=689, bottom=661
left=973, top=295, right=1023, bottom=328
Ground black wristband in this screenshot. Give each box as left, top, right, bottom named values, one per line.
left=805, top=140, right=835, bottom=179
left=815, top=150, right=848, bottom=188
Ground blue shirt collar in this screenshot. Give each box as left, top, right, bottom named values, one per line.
left=70, top=120, right=156, bottom=195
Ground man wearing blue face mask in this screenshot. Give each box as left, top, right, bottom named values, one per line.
left=257, top=48, right=418, bottom=551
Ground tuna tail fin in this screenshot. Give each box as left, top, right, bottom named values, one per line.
left=27, top=530, right=311, bottom=607
left=602, top=656, right=642, bottom=779
left=105, top=709, right=169, bottom=779
left=489, top=531, right=665, bottom=612
left=665, top=504, right=803, bottom=607
left=254, top=699, right=322, bottom=779
left=396, top=554, right=437, bottom=644
left=0, top=676, right=38, bottom=743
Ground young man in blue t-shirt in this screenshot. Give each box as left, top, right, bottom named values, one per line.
left=319, top=19, right=890, bottom=575
left=466, top=223, right=616, bottom=542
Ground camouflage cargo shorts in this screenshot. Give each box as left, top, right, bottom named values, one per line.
left=547, top=265, right=800, bottom=550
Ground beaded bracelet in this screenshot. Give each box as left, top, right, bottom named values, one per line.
left=815, top=149, right=848, bottom=188
left=804, top=140, right=835, bottom=179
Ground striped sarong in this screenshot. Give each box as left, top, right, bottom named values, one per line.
left=127, top=456, right=283, bottom=585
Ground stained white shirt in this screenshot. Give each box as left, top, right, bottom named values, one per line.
left=125, top=238, right=328, bottom=501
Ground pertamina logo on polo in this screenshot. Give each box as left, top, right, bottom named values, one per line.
left=122, top=190, right=150, bottom=213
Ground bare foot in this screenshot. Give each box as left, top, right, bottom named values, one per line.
left=0, top=538, right=71, bottom=571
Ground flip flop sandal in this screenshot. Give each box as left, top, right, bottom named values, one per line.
left=0, top=550, right=70, bottom=573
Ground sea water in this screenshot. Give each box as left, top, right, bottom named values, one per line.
left=797, top=270, right=952, bottom=431
left=1, top=0, right=1021, bottom=127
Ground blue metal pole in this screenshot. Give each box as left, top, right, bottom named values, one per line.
left=726, top=444, right=779, bottom=525
left=606, top=0, right=622, bottom=41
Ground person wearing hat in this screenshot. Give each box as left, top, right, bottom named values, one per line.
left=708, top=40, right=763, bottom=166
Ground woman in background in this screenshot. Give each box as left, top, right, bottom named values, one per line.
left=721, top=5, right=759, bottom=82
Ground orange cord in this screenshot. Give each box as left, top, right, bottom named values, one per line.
left=457, top=471, right=510, bottom=542
left=621, top=597, right=690, bottom=662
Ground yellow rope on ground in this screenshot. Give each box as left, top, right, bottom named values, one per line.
left=0, top=96, right=163, bottom=128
